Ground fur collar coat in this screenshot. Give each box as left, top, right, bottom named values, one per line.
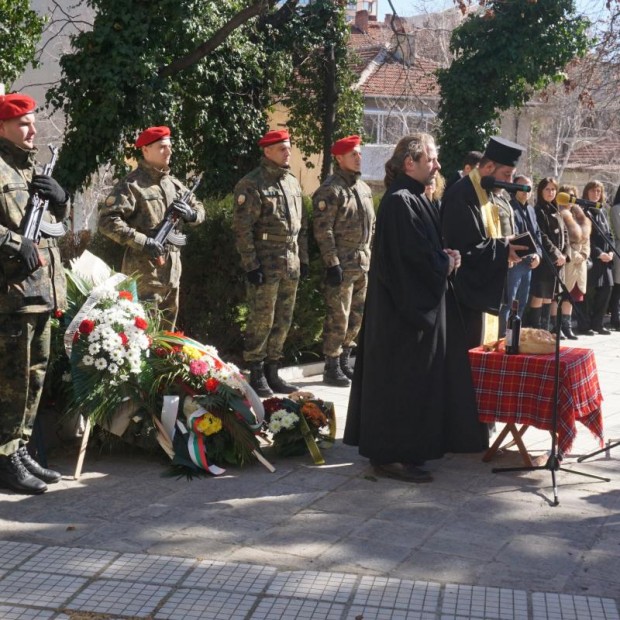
left=560, top=205, right=591, bottom=293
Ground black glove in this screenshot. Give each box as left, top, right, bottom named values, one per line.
left=246, top=267, right=265, bottom=285
left=300, top=263, right=309, bottom=279
left=144, top=238, right=165, bottom=259
left=326, top=264, right=343, bottom=286
left=30, top=174, right=68, bottom=206
left=171, top=200, right=197, bottom=223
left=17, top=237, right=41, bottom=273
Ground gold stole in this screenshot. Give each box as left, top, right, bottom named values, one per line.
left=469, top=169, right=501, bottom=343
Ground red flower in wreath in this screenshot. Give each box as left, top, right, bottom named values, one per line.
left=134, top=316, right=148, bottom=330
left=79, top=319, right=95, bottom=335
left=54, top=309, right=63, bottom=319
left=120, top=332, right=129, bottom=346
left=118, top=290, right=134, bottom=301
left=205, top=377, right=220, bottom=393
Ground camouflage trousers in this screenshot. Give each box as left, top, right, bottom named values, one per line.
left=138, top=281, right=179, bottom=331
left=0, top=313, right=51, bottom=456
left=243, top=276, right=299, bottom=363
left=322, top=269, right=368, bottom=357
left=124, top=250, right=181, bottom=330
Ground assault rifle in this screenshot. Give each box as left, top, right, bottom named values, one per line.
left=152, top=173, right=202, bottom=266
left=21, top=145, right=67, bottom=244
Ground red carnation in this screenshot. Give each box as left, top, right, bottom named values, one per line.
left=134, top=316, right=148, bottom=330
left=73, top=331, right=80, bottom=343
left=154, top=347, right=168, bottom=358
left=120, top=332, right=129, bottom=346
left=54, top=309, right=63, bottom=319
left=119, top=290, right=134, bottom=301
left=262, top=397, right=285, bottom=414
left=79, top=319, right=95, bottom=335
left=205, top=377, right=220, bottom=393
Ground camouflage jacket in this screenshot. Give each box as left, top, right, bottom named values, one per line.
left=98, top=159, right=205, bottom=251
left=0, top=137, right=69, bottom=314
left=312, top=167, right=374, bottom=271
left=232, top=157, right=308, bottom=278
left=494, top=191, right=516, bottom=237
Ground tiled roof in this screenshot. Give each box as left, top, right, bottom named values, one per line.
left=349, top=43, right=385, bottom=74
left=565, top=137, right=620, bottom=169
left=358, top=53, right=440, bottom=99
left=348, top=20, right=444, bottom=99
left=349, top=26, right=392, bottom=48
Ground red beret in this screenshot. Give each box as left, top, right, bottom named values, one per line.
left=135, top=126, right=171, bottom=148
left=331, top=135, right=361, bottom=156
left=0, top=93, right=36, bottom=121
left=258, top=129, right=290, bottom=148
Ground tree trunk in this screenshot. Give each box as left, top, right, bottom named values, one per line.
left=321, top=43, right=337, bottom=183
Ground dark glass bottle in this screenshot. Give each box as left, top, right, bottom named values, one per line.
left=505, top=300, right=521, bottom=354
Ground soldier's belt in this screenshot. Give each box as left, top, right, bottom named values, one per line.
left=256, top=232, right=296, bottom=244
left=338, top=240, right=370, bottom=250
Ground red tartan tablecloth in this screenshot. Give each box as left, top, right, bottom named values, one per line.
left=468, top=347, right=604, bottom=455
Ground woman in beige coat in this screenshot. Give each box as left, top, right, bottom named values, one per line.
left=558, top=190, right=591, bottom=339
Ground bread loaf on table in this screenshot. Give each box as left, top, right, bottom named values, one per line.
left=482, top=328, right=556, bottom=354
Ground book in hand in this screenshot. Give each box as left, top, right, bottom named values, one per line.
left=511, top=231, right=537, bottom=258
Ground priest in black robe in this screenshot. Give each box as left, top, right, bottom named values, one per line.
left=441, top=136, right=528, bottom=350
left=344, top=134, right=488, bottom=483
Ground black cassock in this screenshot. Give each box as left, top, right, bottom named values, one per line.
left=344, top=174, right=488, bottom=464
left=441, top=175, right=510, bottom=350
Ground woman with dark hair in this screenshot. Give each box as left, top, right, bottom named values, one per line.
left=609, top=184, right=620, bottom=330
left=528, top=177, right=568, bottom=331
left=580, top=180, right=614, bottom=334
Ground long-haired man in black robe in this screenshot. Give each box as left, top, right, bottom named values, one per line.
left=344, top=134, right=489, bottom=483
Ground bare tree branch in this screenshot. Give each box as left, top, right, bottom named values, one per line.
left=158, top=0, right=275, bottom=78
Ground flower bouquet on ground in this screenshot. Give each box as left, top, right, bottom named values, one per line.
left=64, top=264, right=154, bottom=430
left=262, top=392, right=336, bottom=464
left=147, top=332, right=273, bottom=476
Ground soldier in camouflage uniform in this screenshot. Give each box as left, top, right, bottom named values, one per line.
left=232, top=129, right=309, bottom=397
left=0, top=93, right=68, bottom=494
left=99, top=126, right=205, bottom=329
left=312, top=135, right=375, bottom=386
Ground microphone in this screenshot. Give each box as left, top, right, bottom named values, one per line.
left=556, top=192, right=604, bottom=210
left=480, top=176, right=531, bottom=193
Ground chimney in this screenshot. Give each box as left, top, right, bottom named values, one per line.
left=384, top=13, right=405, bottom=33
left=394, top=33, right=416, bottom=67
left=355, top=10, right=369, bottom=33
left=392, top=15, right=405, bottom=33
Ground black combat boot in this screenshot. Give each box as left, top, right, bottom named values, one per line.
left=0, top=451, right=47, bottom=494
left=560, top=315, right=578, bottom=340
left=17, top=446, right=62, bottom=484
left=249, top=362, right=273, bottom=397
left=323, top=356, right=351, bottom=387
left=339, top=347, right=355, bottom=380
left=264, top=361, right=298, bottom=394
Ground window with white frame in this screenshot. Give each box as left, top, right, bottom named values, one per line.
left=363, top=109, right=436, bottom=145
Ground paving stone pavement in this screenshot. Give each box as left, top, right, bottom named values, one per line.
left=1, top=334, right=619, bottom=619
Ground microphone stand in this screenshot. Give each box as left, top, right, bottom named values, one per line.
left=491, top=209, right=610, bottom=505
left=576, top=207, right=620, bottom=462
